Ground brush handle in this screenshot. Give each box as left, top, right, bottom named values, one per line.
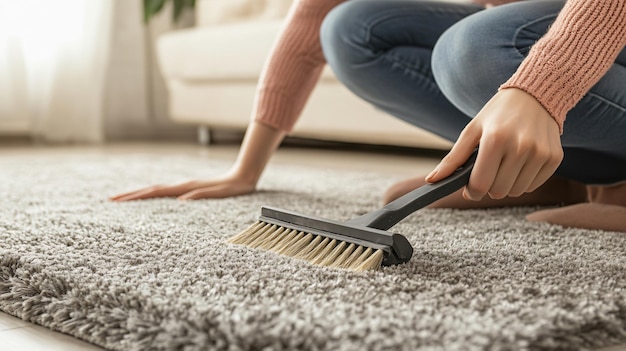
left=348, top=149, right=478, bottom=231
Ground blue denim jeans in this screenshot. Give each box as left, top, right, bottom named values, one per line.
left=320, top=0, right=626, bottom=185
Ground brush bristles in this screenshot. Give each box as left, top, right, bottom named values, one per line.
left=228, top=221, right=384, bottom=271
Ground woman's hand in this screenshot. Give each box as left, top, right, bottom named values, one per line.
left=110, top=121, right=286, bottom=202
left=109, top=172, right=257, bottom=201
left=426, top=88, right=563, bottom=201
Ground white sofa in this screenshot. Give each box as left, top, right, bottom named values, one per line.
left=157, top=0, right=452, bottom=149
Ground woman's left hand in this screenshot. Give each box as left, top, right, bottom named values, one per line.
left=426, top=88, right=563, bottom=201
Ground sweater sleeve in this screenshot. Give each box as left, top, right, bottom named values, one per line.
left=253, top=0, right=346, bottom=132
left=500, top=0, right=626, bottom=133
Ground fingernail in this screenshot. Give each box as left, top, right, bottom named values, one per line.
left=463, top=189, right=478, bottom=201
left=426, top=167, right=439, bottom=182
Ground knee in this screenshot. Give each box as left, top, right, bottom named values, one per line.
left=432, top=10, right=520, bottom=117
left=320, top=2, right=372, bottom=83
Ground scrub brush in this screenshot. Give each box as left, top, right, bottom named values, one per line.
left=228, top=150, right=477, bottom=271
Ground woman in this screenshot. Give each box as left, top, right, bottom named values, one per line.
left=112, top=0, right=626, bottom=233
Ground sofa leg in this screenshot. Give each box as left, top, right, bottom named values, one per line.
left=197, top=126, right=213, bottom=146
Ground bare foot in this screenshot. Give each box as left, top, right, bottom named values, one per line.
left=526, top=203, right=626, bottom=233
left=383, top=174, right=587, bottom=208
left=526, top=182, right=626, bottom=233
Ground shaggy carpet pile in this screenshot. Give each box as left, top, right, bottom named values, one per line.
left=0, top=153, right=624, bottom=351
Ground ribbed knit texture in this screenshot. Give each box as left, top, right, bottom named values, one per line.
left=253, top=0, right=345, bottom=132
left=254, top=0, right=626, bottom=134
left=501, top=0, right=626, bottom=133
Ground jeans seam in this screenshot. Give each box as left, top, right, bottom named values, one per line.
left=358, top=7, right=482, bottom=52
left=379, top=53, right=434, bottom=83
left=352, top=11, right=435, bottom=80
left=360, top=12, right=420, bottom=51
left=587, top=92, right=626, bottom=113
left=510, top=13, right=559, bottom=59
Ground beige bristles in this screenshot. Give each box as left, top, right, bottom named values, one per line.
left=293, top=235, right=323, bottom=259
left=351, top=247, right=374, bottom=268
left=310, top=239, right=339, bottom=265
left=248, top=224, right=283, bottom=247
left=318, top=241, right=347, bottom=266
left=255, top=226, right=289, bottom=249
left=353, top=249, right=384, bottom=271
left=227, top=221, right=265, bottom=244
left=278, top=233, right=312, bottom=256
left=272, top=230, right=304, bottom=253
left=337, top=245, right=364, bottom=269
left=328, top=243, right=357, bottom=268
left=227, top=221, right=385, bottom=271
left=302, top=237, right=332, bottom=261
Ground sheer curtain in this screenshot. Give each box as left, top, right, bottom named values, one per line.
left=0, top=0, right=113, bottom=142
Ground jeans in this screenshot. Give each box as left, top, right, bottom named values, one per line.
left=320, top=0, right=626, bottom=185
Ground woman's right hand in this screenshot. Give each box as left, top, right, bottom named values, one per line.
left=109, top=173, right=257, bottom=201
left=110, top=121, right=286, bottom=202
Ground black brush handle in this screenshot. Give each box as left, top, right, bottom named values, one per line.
left=348, top=149, right=478, bottom=231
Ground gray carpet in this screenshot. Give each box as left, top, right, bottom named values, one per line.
left=0, top=153, right=625, bottom=351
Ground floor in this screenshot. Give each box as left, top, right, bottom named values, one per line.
left=0, top=141, right=624, bottom=351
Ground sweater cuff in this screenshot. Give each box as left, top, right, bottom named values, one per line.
left=253, top=88, right=299, bottom=133
left=499, top=0, right=626, bottom=136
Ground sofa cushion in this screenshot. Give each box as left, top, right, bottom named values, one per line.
left=158, top=20, right=336, bottom=82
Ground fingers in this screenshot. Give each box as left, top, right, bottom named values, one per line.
left=428, top=88, right=563, bottom=202
left=527, top=149, right=563, bottom=192
left=507, top=157, right=544, bottom=197
left=463, top=138, right=502, bottom=201
left=110, top=177, right=238, bottom=202
left=434, top=134, right=559, bottom=202
left=109, top=190, right=139, bottom=201
left=179, top=184, right=230, bottom=200
left=503, top=139, right=563, bottom=197
left=426, top=123, right=481, bottom=183
left=111, top=187, right=177, bottom=202
left=109, top=186, right=164, bottom=201
left=507, top=146, right=552, bottom=197
left=485, top=151, right=527, bottom=199
left=111, top=182, right=193, bottom=202
left=467, top=142, right=560, bottom=201
left=178, top=183, right=254, bottom=200
left=110, top=176, right=256, bottom=202
left=467, top=141, right=562, bottom=201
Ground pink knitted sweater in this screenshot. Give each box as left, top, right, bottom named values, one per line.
left=252, top=0, right=626, bottom=134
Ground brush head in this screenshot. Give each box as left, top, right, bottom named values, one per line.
left=228, top=206, right=413, bottom=271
